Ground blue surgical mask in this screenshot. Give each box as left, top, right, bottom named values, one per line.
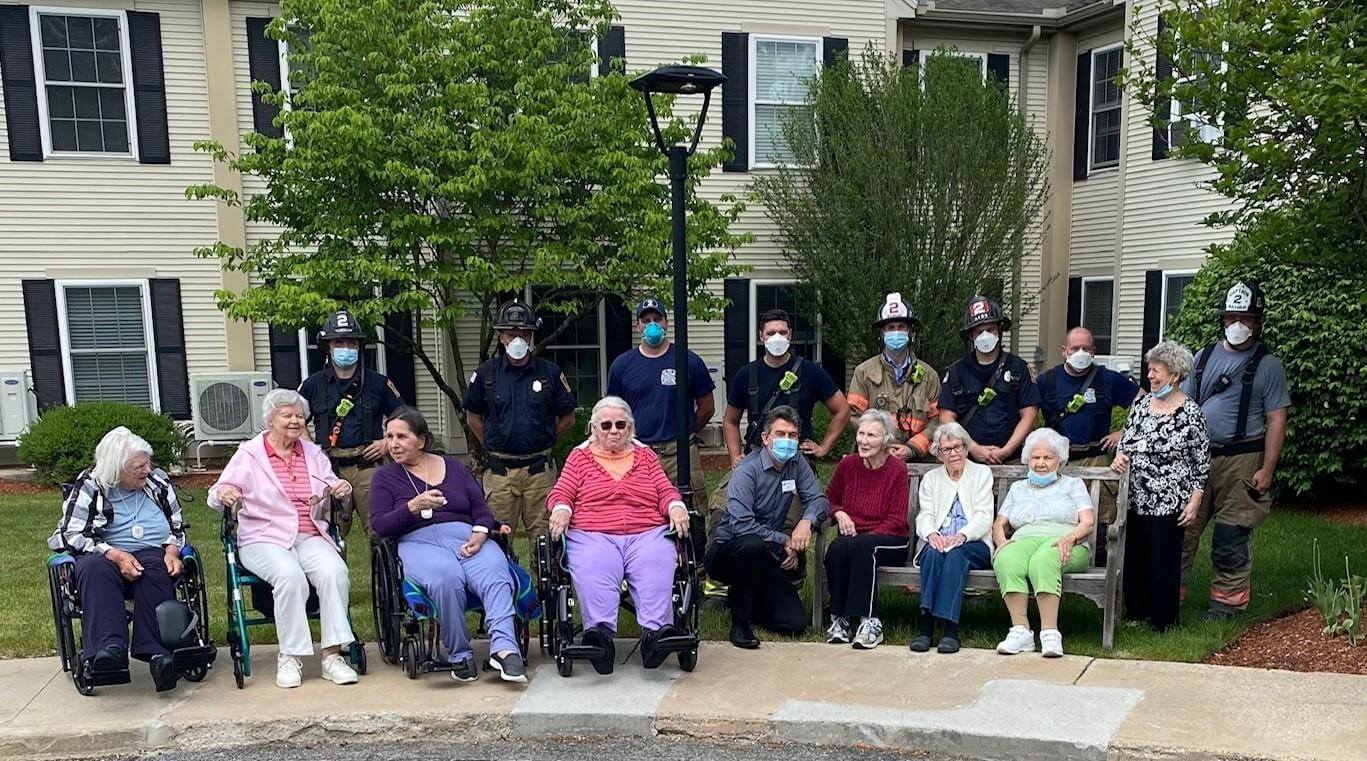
left=1027, top=470, right=1059, bottom=488
left=883, top=330, right=910, bottom=352
left=642, top=322, right=666, bottom=347
left=1153, top=383, right=1175, bottom=399
left=331, top=347, right=359, bottom=368
left=770, top=437, right=799, bottom=463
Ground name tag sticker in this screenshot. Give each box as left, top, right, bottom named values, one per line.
left=781, top=479, right=796, bottom=493
left=1083, top=388, right=1097, bottom=404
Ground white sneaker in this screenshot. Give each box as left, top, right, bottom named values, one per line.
left=996, top=626, right=1036, bottom=655
left=851, top=617, right=884, bottom=650
left=825, top=616, right=852, bottom=644
left=276, top=654, right=303, bottom=688
left=320, top=653, right=359, bottom=685
left=1040, top=629, right=1064, bottom=658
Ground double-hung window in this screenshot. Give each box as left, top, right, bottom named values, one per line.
left=1089, top=46, right=1123, bottom=170
left=750, top=35, right=820, bottom=167
left=1080, top=278, right=1115, bottom=354
left=750, top=282, right=821, bottom=362
left=918, top=49, right=987, bottom=85
left=57, top=281, right=158, bottom=408
left=1159, top=270, right=1197, bottom=339
left=530, top=288, right=604, bottom=406
left=32, top=9, right=137, bottom=156
left=1170, top=47, right=1224, bottom=148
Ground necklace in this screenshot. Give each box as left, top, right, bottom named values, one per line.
left=403, top=454, right=435, bottom=519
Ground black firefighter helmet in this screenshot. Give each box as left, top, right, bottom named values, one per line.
left=959, top=294, right=1012, bottom=338
left=317, top=309, right=367, bottom=343
left=492, top=299, right=543, bottom=331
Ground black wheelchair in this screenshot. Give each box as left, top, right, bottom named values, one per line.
left=221, top=498, right=366, bottom=688
left=535, top=523, right=702, bottom=677
left=370, top=528, right=538, bottom=680
left=47, top=544, right=216, bottom=696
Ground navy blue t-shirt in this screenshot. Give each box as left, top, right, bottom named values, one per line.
left=1038, top=365, right=1141, bottom=448
left=464, top=356, right=578, bottom=455
left=606, top=345, right=716, bottom=444
left=937, top=352, right=1041, bottom=448
left=726, top=355, right=839, bottom=443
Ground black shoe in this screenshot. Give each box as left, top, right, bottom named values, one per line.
left=91, top=645, right=128, bottom=673
left=149, top=654, right=178, bottom=692
left=581, top=625, right=616, bottom=675
left=640, top=624, right=679, bottom=669
left=936, top=636, right=961, bottom=654
left=1202, top=607, right=1240, bottom=622
left=909, top=634, right=932, bottom=653
left=729, top=622, right=760, bottom=650
left=451, top=658, right=479, bottom=682
left=487, top=651, right=528, bottom=683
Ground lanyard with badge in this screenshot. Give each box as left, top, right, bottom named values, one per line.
left=107, top=487, right=149, bottom=540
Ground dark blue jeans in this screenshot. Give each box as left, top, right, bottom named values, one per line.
left=917, top=540, right=992, bottom=623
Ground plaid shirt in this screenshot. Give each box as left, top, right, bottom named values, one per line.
left=48, top=467, right=185, bottom=555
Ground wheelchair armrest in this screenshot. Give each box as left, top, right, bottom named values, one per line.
left=46, top=552, right=76, bottom=569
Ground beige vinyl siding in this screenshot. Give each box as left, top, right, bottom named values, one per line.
left=0, top=0, right=230, bottom=393
left=1069, top=25, right=1124, bottom=281
left=1113, top=0, right=1231, bottom=364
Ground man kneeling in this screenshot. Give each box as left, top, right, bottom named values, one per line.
left=706, top=406, right=828, bottom=649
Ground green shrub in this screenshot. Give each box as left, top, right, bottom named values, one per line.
left=1167, top=250, right=1367, bottom=495
left=17, top=403, right=185, bottom=486
left=552, top=407, right=592, bottom=467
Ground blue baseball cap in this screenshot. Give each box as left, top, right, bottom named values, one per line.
left=636, top=297, right=667, bottom=319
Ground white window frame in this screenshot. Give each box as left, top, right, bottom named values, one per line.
left=747, top=279, right=823, bottom=363
left=1158, top=268, right=1198, bottom=339
left=54, top=279, right=160, bottom=411
left=525, top=287, right=608, bottom=400
left=748, top=33, right=822, bottom=170
left=1169, top=47, right=1226, bottom=150
left=29, top=6, right=140, bottom=160
left=1079, top=276, right=1115, bottom=353
left=1087, top=44, right=1124, bottom=172
left=916, top=49, right=988, bottom=86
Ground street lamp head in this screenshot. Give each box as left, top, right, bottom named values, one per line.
left=629, top=65, right=726, bottom=96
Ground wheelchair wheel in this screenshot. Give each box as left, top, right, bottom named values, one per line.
left=402, top=638, right=419, bottom=680
left=678, top=648, right=698, bottom=673
left=183, top=664, right=208, bottom=683
left=351, top=641, right=368, bottom=675
left=73, top=662, right=95, bottom=696
left=370, top=543, right=400, bottom=665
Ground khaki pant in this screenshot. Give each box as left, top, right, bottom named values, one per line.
left=336, top=464, right=377, bottom=539
left=1181, top=451, right=1271, bottom=612
left=1072, top=454, right=1118, bottom=524
left=483, top=463, right=557, bottom=541
left=649, top=439, right=708, bottom=509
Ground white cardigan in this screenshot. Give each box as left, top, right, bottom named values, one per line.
left=914, top=460, right=995, bottom=560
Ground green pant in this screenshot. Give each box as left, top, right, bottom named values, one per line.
left=993, top=534, right=1091, bottom=597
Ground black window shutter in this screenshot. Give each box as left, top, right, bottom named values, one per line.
left=246, top=17, right=283, bottom=139
left=721, top=32, right=749, bottom=173
left=1066, top=277, right=1083, bottom=329
left=987, top=53, right=1009, bottom=87
left=822, top=36, right=848, bottom=68
left=1073, top=50, right=1092, bottom=181
left=723, top=278, right=750, bottom=383
left=0, top=5, right=43, bottom=162
left=1152, top=15, right=1172, bottom=160
left=1139, top=270, right=1163, bottom=389
left=22, top=280, right=66, bottom=409
left=598, top=25, right=625, bottom=76
left=603, top=295, right=633, bottom=371
left=902, top=49, right=919, bottom=68
left=269, top=324, right=303, bottom=390
left=148, top=279, right=190, bottom=418
left=126, top=11, right=170, bottom=164
left=381, top=310, right=416, bottom=404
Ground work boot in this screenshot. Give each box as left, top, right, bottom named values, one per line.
left=729, top=622, right=760, bottom=650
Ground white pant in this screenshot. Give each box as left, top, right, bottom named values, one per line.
left=239, top=535, right=354, bottom=657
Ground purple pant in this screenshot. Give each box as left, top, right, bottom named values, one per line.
left=74, top=548, right=175, bottom=661
left=566, top=526, right=676, bottom=633
left=397, top=522, right=519, bottom=662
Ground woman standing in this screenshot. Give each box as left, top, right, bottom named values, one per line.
left=1113, top=341, right=1210, bottom=631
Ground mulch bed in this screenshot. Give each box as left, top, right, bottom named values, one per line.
left=0, top=472, right=223, bottom=497
left=1204, top=606, right=1367, bottom=675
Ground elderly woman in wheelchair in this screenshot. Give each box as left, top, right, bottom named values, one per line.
left=541, top=396, right=699, bottom=676
left=370, top=407, right=529, bottom=684
left=47, top=426, right=214, bottom=694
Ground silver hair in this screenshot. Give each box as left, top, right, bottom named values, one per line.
left=587, top=395, right=635, bottom=435
left=931, top=421, right=976, bottom=457
left=856, top=410, right=896, bottom=447
left=1021, top=427, right=1071, bottom=465
left=262, top=388, right=311, bottom=428
left=1145, top=340, right=1194, bottom=379
left=90, top=426, right=153, bottom=488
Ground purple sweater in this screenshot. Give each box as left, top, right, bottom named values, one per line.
left=370, top=457, right=497, bottom=538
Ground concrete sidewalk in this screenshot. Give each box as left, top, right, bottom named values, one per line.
left=2, top=642, right=1364, bottom=761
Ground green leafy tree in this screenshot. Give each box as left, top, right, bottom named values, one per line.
left=188, top=0, right=749, bottom=435
left=1125, top=0, right=1367, bottom=276
left=752, top=47, right=1050, bottom=370
left=1167, top=243, right=1367, bottom=496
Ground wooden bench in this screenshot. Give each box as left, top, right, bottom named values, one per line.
left=812, top=464, right=1129, bottom=649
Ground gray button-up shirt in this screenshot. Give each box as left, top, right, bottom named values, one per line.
left=713, top=448, right=829, bottom=547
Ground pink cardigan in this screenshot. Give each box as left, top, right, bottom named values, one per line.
left=208, top=433, right=342, bottom=549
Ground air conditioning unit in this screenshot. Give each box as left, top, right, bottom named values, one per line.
left=190, top=372, right=271, bottom=441
left=1095, top=354, right=1136, bottom=379
left=0, top=370, right=38, bottom=442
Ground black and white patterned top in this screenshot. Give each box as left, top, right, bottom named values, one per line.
left=1118, top=395, right=1211, bottom=517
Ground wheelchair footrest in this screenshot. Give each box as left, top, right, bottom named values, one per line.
left=83, top=665, right=131, bottom=687
left=171, top=645, right=217, bottom=672
left=653, top=634, right=700, bottom=654
left=559, top=643, right=609, bottom=661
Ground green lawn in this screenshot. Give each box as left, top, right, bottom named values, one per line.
left=3, top=482, right=1364, bottom=663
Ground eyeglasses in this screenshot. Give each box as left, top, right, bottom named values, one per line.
left=598, top=420, right=629, bottom=431
left=940, top=444, right=966, bottom=455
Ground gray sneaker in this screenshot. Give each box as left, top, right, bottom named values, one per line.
left=851, top=617, right=884, bottom=650
left=825, top=616, right=852, bottom=644
left=451, top=658, right=478, bottom=683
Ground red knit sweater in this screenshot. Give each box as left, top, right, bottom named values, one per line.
left=827, top=454, right=910, bottom=537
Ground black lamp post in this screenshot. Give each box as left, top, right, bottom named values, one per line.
left=629, top=65, right=726, bottom=525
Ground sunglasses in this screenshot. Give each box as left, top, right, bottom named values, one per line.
left=598, top=420, right=629, bottom=431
